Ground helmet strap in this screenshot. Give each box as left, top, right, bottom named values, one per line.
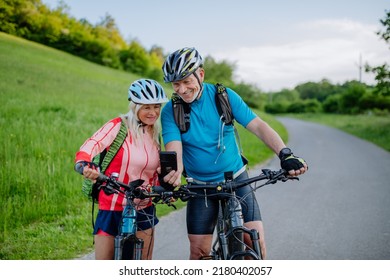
left=187, top=71, right=203, bottom=103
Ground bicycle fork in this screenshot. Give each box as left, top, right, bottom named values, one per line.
left=225, top=197, right=262, bottom=259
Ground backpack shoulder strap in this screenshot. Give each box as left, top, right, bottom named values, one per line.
left=215, top=83, right=234, bottom=125
left=172, top=93, right=191, bottom=133
left=100, top=119, right=128, bottom=172
left=171, top=84, right=234, bottom=132
left=215, top=83, right=247, bottom=162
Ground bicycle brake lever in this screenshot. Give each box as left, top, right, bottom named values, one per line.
left=284, top=176, right=299, bottom=182
left=268, top=179, right=278, bottom=184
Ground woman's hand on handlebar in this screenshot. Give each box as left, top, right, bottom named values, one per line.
left=74, top=161, right=100, bottom=182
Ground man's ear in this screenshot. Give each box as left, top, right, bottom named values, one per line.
left=198, top=68, right=205, bottom=80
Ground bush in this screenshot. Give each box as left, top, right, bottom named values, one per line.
left=303, top=99, right=322, bottom=113
left=323, top=94, right=341, bottom=113
left=265, top=102, right=289, bottom=114
left=286, top=99, right=322, bottom=113
left=287, top=101, right=306, bottom=113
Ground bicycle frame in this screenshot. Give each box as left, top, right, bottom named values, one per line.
left=101, top=173, right=146, bottom=260
left=114, top=194, right=144, bottom=260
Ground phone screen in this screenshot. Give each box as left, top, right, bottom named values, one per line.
left=159, top=151, right=177, bottom=190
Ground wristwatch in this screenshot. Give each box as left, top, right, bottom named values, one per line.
left=278, top=147, right=292, bottom=160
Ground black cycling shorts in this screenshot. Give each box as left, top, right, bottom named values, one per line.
left=186, top=171, right=262, bottom=235
left=93, top=205, right=159, bottom=236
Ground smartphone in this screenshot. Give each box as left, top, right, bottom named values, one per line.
left=159, top=151, right=177, bottom=190
left=160, top=151, right=177, bottom=177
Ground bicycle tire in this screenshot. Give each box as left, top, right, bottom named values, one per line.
left=121, top=237, right=135, bottom=260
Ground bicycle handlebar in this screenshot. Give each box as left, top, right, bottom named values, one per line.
left=186, top=169, right=298, bottom=192
left=95, top=168, right=297, bottom=204
left=97, top=173, right=194, bottom=202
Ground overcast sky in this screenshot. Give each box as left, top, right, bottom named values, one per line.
left=42, top=0, right=389, bottom=92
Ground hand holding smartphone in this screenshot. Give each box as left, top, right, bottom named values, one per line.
left=159, top=151, right=177, bottom=190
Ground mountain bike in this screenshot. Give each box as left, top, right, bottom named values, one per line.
left=185, top=169, right=298, bottom=260
left=97, top=172, right=191, bottom=260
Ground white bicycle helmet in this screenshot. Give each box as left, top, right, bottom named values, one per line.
left=162, top=47, right=203, bottom=83
left=128, top=79, right=169, bottom=104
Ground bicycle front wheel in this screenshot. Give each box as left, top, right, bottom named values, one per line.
left=116, top=235, right=144, bottom=260
left=122, top=237, right=135, bottom=260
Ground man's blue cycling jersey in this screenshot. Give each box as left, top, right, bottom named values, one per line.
left=161, top=83, right=256, bottom=182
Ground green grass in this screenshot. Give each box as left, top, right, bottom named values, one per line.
left=0, top=32, right=286, bottom=260
left=290, top=113, right=390, bottom=152
left=0, top=32, right=137, bottom=259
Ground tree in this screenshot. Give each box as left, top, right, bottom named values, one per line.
left=271, top=89, right=300, bottom=103
left=338, top=81, right=366, bottom=114
left=203, top=56, right=235, bottom=85
left=230, top=82, right=263, bottom=109
left=295, top=79, right=337, bottom=102
left=147, top=45, right=165, bottom=81
left=119, top=40, right=151, bottom=75
left=365, top=10, right=390, bottom=96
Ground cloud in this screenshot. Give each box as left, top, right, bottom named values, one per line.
left=213, top=19, right=389, bottom=92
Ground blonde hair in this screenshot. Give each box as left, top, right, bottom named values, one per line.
left=121, top=102, right=162, bottom=146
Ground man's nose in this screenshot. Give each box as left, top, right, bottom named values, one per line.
left=176, top=83, right=186, bottom=94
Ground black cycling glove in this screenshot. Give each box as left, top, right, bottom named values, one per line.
left=74, top=161, right=99, bottom=175
left=279, top=148, right=307, bottom=172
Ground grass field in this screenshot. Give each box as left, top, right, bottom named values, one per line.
left=0, top=32, right=287, bottom=259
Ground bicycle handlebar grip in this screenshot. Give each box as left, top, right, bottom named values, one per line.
left=74, top=162, right=84, bottom=175
left=75, top=161, right=100, bottom=175
left=180, top=194, right=191, bottom=202
left=152, top=186, right=168, bottom=194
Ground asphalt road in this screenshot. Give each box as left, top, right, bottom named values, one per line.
left=79, top=117, right=390, bottom=260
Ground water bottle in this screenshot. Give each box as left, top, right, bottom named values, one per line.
left=122, top=205, right=137, bottom=234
